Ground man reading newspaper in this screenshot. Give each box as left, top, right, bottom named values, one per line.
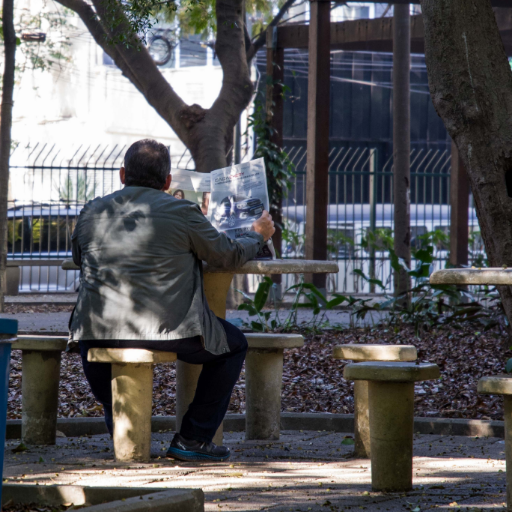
left=70, top=139, right=275, bottom=462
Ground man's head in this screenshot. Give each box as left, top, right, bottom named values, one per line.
left=120, top=139, right=172, bottom=191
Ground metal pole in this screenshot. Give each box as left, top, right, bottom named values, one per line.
left=305, top=0, right=331, bottom=292
left=392, top=3, right=411, bottom=298
left=369, top=149, right=377, bottom=293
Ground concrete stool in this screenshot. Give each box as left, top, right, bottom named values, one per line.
left=13, top=335, right=67, bottom=445
left=88, top=348, right=177, bottom=462
left=478, top=375, right=512, bottom=508
left=334, top=344, right=417, bottom=458
left=344, top=361, right=440, bottom=492
left=244, top=333, right=304, bottom=441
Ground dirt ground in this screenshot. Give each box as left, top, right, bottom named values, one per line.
left=5, top=303, right=510, bottom=421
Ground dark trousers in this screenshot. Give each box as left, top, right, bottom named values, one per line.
left=79, top=318, right=247, bottom=443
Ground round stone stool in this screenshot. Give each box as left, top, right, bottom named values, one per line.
left=344, top=361, right=440, bottom=492
left=244, top=333, right=304, bottom=441
left=334, top=344, right=417, bottom=458
left=478, top=375, right=512, bottom=509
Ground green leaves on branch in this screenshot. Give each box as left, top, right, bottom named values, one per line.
left=248, top=86, right=295, bottom=212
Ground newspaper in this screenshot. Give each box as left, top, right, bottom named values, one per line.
left=169, top=168, right=211, bottom=216
left=207, top=158, right=275, bottom=260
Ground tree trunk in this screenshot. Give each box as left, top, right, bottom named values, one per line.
left=0, top=0, right=16, bottom=311
left=420, top=0, right=512, bottom=333
left=393, top=3, right=411, bottom=301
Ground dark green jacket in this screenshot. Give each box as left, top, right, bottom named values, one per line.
left=69, top=186, right=263, bottom=355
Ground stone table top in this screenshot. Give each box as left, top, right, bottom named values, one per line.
left=478, top=375, right=512, bottom=396
left=430, top=268, right=512, bottom=285
left=61, top=258, right=339, bottom=274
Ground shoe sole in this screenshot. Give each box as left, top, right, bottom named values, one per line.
left=166, top=447, right=231, bottom=462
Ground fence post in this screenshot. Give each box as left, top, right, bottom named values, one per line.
left=369, top=149, right=377, bottom=293
left=449, top=142, right=469, bottom=267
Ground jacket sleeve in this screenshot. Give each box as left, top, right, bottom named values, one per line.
left=185, top=203, right=264, bottom=268
left=71, top=224, right=82, bottom=267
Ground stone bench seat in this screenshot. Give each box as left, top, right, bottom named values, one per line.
left=344, top=362, right=440, bottom=492
left=13, top=335, right=68, bottom=445
left=478, top=375, right=512, bottom=509
left=244, top=333, right=304, bottom=441
left=333, top=344, right=417, bottom=458
left=87, top=348, right=177, bottom=462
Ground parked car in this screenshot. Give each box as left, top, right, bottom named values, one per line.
left=7, top=203, right=83, bottom=292
left=281, top=203, right=480, bottom=258
left=213, top=195, right=264, bottom=228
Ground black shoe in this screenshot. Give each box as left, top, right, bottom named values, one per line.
left=166, top=433, right=231, bottom=462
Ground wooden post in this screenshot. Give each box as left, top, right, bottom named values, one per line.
left=450, top=142, right=469, bottom=267
left=305, top=0, right=331, bottom=290
left=266, top=28, right=284, bottom=292
left=393, top=4, right=411, bottom=299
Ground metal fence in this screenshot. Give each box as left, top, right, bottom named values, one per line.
left=279, top=146, right=481, bottom=294
left=7, top=143, right=482, bottom=294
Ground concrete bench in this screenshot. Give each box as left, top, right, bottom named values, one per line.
left=87, top=348, right=177, bottom=462
left=478, top=375, right=512, bottom=509
left=344, top=361, right=440, bottom=492
left=13, top=335, right=68, bottom=445
left=333, top=344, right=417, bottom=458
left=244, top=333, right=304, bottom=441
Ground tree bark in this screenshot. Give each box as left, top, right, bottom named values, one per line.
left=393, top=3, right=411, bottom=300
left=420, top=0, right=512, bottom=333
left=0, top=0, right=16, bottom=311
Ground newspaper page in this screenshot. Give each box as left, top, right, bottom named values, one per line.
left=207, top=158, right=275, bottom=260
left=168, top=168, right=211, bottom=215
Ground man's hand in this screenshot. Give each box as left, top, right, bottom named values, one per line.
left=251, top=211, right=275, bottom=241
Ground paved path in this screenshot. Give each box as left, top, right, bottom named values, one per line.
left=3, top=430, right=507, bottom=511
left=1, top=310, right=388, bottom=334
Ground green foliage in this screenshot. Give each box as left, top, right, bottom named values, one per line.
left=349, top=232, right=507, bottom=337
left=237, top=276, right=343, bottom=333
left=247, top=87, right=295, bottom=213
left=56, top=172, right=96, bottom=203
left=238, top=230, right=506, bottom=339
left=100, top=0, right=285, bottom=44
left=100, top=0, right=178, bottom=47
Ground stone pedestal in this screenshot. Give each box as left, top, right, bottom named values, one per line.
left=244, top=334, right=304, bottom=441
left=478, top=375, right=512, bottom=511
left=15, top=336, right=67, bottom=445
left=111, top=362, right=154, bottom=462
left=353, top=380, right=370, bottom=458
left=368, top=381, right=414, bottom=491
left=175, top=272, right=233, bottom=446
left=344, top=361, right=440, bottom=492
left=245, top=349, right=284, bottom=440
left=21, top=350, right=62, bottom=445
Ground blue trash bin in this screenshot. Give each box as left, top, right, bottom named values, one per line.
left=0, top=318, right=18, bottom=506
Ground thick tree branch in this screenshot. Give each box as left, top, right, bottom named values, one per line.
left=210, top=0, right=253, bottom=124
left=55, top=0, right=145, bottom=92
left=56, top=0, right=191, bottom=144
left=246, top=0, right=297, bottom=62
